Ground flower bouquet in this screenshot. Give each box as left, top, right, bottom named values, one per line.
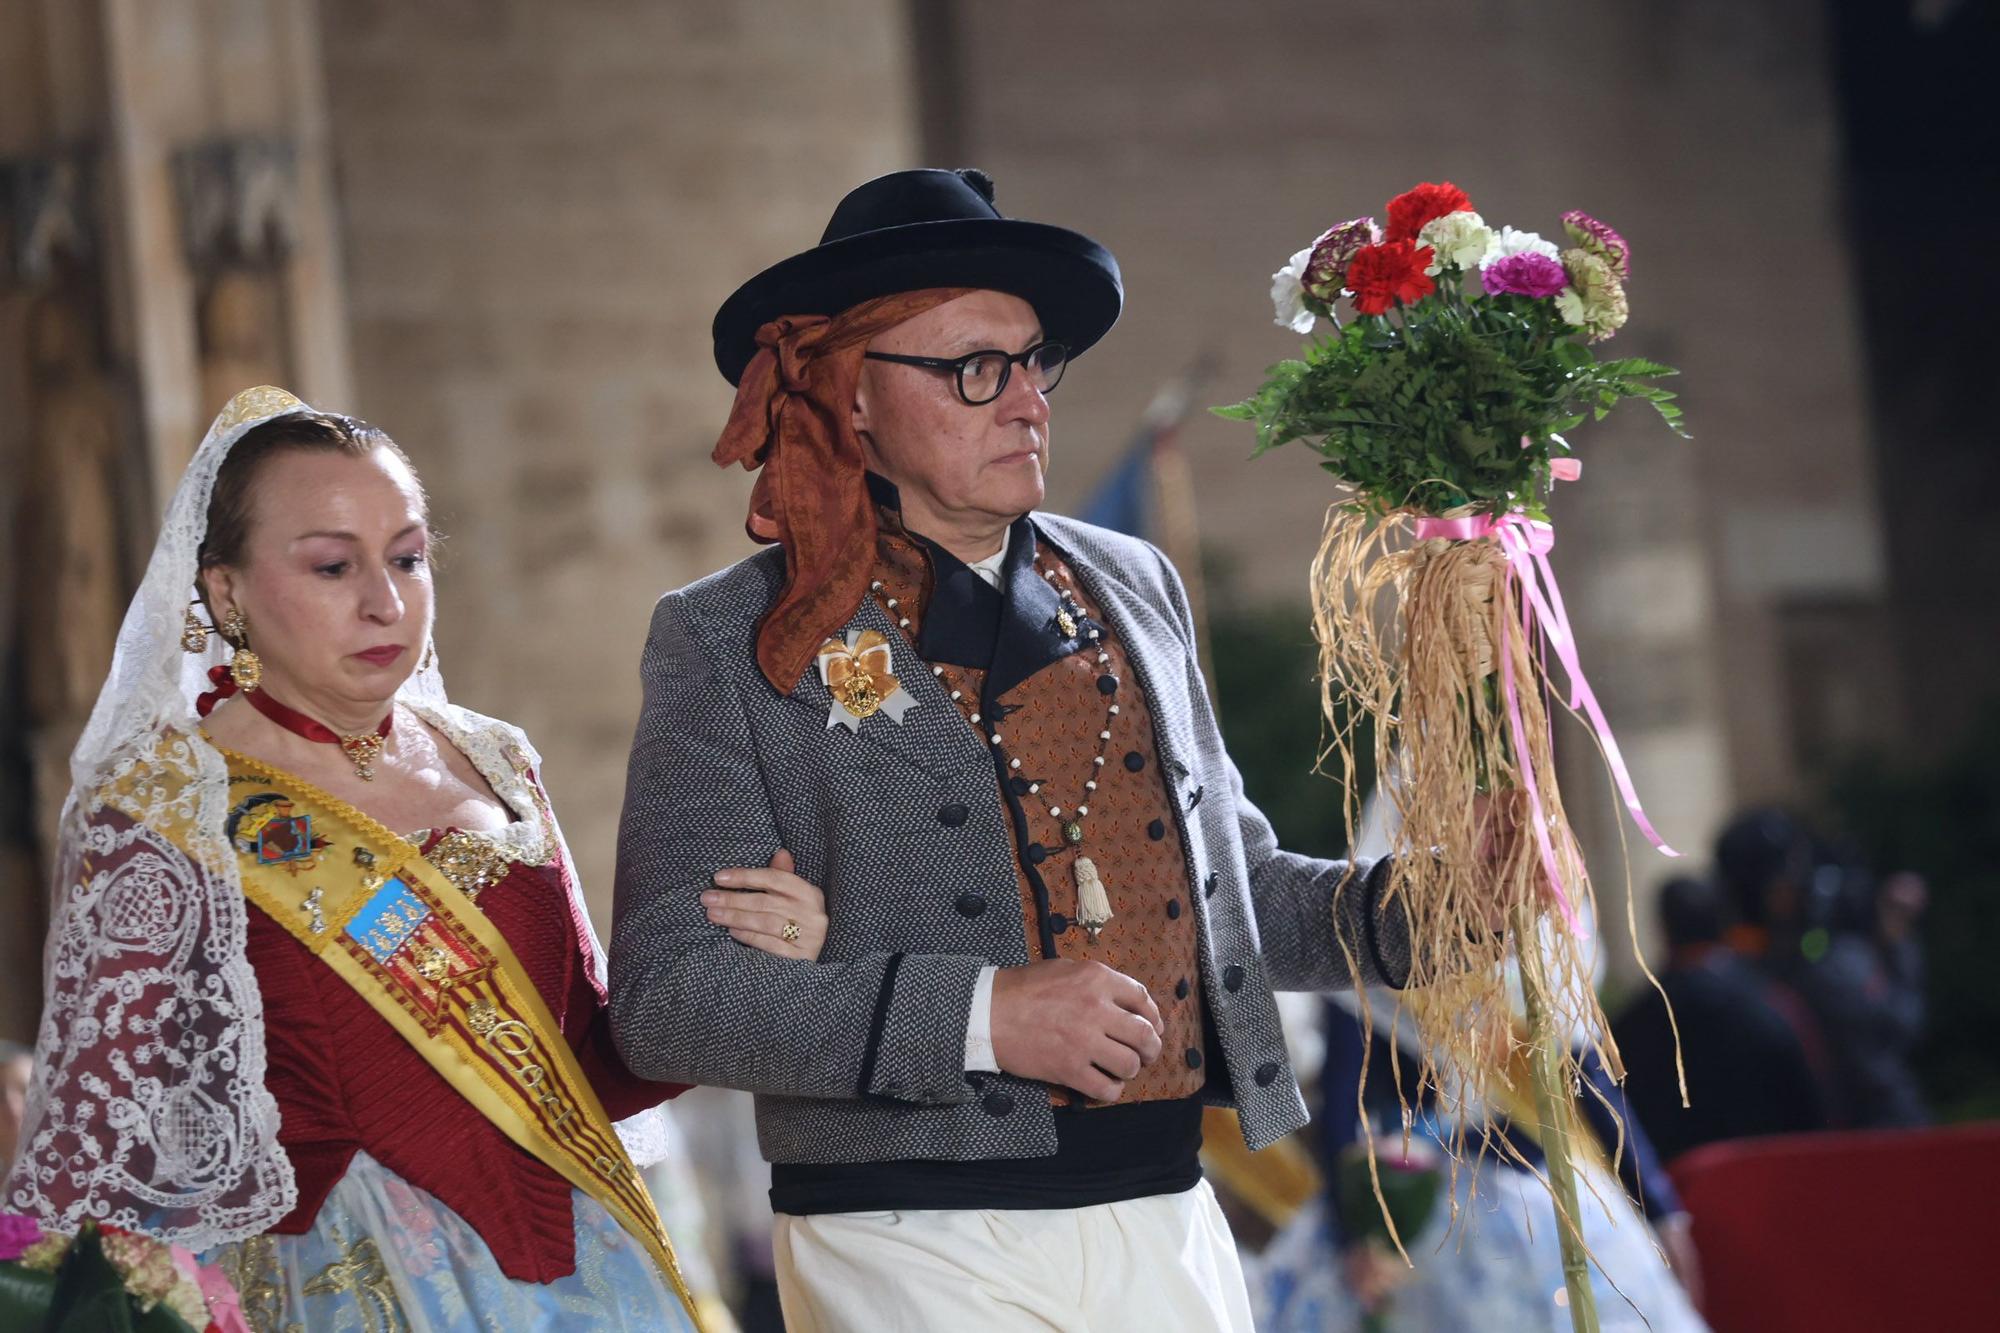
left=1217, top=182, right=1685, bottom=1333
left=0, top=1213, right=248, bottom=1333
left=1332, top=1139, right=1442, bottom=1333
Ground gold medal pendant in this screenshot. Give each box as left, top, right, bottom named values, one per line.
left=340, top=732, right=387, bottom=781
left=817, top=629, right=918, bottom=732
left=834, top=672, right=883, bottom=719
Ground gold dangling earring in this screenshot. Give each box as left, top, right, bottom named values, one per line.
left=181, top=605, right=213, bottom=654
left=221, top=608, right=263, bottom=692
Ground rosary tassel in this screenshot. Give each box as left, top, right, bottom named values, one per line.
left=1074, top=855, right=1114, bottom=941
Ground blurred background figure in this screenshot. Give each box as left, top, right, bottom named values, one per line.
left=1612, top=875, right=1828, bottom=1162
left=1247, top=987, right=1708, bottom=1333
left=1714, top=808, right=1930, bottom=1131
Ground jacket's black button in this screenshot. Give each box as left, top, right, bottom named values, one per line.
left=1175, top=977, right=1190, bottom=1000
left=1254, top=1061, right=1281, bottom=1087
left=1223, top=964, right=1245, bottom=992
left=1050, top=913, right=1069, bottom=934
left=1204, top=872, right=1218, bottom=898
left=955, top=892, right=987, bottom=919
left=1125, top=751, right=1146, bottom=772
left=1026, top=843, right=1047, bottom=864
left=1009, top=776, right=1032, bottom=796
left=938, top=803, right=969, bottom=828
left=1147, top=819, right=1166, bottom=841
left=1166, top=898, right=1182, bottom=921
left=982, top=1089, right=1016, bottom=1116
left=1097, top=674, right=1119, bottom=695
left=1185, top=1048, right=1203, bottom=1070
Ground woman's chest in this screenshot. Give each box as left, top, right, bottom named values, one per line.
left=293, top=759, right=516, bottom=837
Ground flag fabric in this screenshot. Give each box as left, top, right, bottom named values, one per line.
left=1078, top=431, right=1154, bottom=536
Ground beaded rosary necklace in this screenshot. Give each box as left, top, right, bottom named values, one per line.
left=869, top=557, right=1122, bottom=939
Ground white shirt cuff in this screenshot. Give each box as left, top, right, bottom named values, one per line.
left=963, top=965, right=1000, bottom=1072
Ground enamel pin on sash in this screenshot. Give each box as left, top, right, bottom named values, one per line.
left=816, top=629, right=918, bottom=732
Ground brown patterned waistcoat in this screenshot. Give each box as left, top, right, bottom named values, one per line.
left=871, top=509, right=1207, bottom=1105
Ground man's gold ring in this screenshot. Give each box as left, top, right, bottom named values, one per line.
left=782, top=919, right=801, bottom=943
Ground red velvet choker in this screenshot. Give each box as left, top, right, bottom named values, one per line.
left=245, top=689, right=395, bottom=781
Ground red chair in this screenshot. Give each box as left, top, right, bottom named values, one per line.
left=1668, top=1122, right=2000, bottom=1333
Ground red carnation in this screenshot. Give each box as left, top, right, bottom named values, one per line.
left=1383, top=181, right=1473, bottom=244
left=1345, top=240, right=1436, bottom=315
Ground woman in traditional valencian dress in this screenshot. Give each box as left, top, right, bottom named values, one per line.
left=4, top=386, right=828, bottom=1331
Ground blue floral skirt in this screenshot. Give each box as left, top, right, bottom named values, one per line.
left=199, top=1150, right=697, bottom=1333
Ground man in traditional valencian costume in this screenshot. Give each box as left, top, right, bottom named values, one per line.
left=611, top=169, right=1415, bottom=1330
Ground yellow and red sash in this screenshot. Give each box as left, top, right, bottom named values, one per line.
left=216, top=747, right=702, bottom=1329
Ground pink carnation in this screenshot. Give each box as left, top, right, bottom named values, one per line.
left=1480, top=252, right=1568, bottom=299
left=1561, top=210, right=1630, bottom=278
left=0, top=1212, right=44, bottom=1261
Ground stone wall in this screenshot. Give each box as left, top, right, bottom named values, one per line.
left=318, top=0, right=919, bottom=919
left=940, top=0, right=1888, bottom=978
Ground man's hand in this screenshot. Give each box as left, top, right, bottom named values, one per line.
left=990, top=959, right=1165, bottom=1102
left=1472, top=789, right=1529, bottom=872
left=1473, top=789, right=1530, bottom=936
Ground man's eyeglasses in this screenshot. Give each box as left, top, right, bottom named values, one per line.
left=862, top=340, right=1069, bottom=406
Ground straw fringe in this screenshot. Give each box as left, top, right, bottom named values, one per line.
left=1311, top=502, right=1627, bottom=1265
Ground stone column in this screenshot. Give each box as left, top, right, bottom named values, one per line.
left=0, top=0, right=354, bottom=1044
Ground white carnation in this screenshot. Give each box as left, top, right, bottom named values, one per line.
left=1270, top=246, right=1316, bottom=335
left=1417, top=210, right=1495, bottom=275
left=1484, top=225, right=1561, bottom=268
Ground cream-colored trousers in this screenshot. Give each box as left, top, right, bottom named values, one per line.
left=772, top=1179, right=1254, bottom=1332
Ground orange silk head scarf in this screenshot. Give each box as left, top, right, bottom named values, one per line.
left=713, top=287, right=972, bottom=693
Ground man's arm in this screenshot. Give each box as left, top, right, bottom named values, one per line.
left=1225, top=752, right=1410, bottom=992
left=608, top=591, right=988, bottom=1105
left=1150, top=545, right=1412, bottom=993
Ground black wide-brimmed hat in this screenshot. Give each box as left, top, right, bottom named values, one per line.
left=711, top=168, right=1123, bottom=385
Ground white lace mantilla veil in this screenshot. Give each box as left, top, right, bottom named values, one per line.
left=5, top=385, right=667, bottom=1251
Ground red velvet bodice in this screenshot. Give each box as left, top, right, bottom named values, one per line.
left=249, top=839, right=685, bottom=1283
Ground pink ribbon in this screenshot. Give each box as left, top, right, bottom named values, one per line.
left=1412, top=510, right=1678, bottom=933
left=170, top=1243, right=251, bottom=1333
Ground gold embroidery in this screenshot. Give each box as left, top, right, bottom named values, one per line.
left=427, top=830, right=511, bottom=900
left=211, top=1235, right=300, bottom=1333
left=302, top=1227, right=405, bottom=1333
left=466, top=997, right=501, bottom=1036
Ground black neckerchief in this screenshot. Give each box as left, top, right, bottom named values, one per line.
left=866, top=472, right=1098, bottom=699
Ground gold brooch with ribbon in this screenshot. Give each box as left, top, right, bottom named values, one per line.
left=816, top=629, right=918, bottom=731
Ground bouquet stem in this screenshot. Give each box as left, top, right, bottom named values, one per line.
left=1515, top=903, right=1601, bottom=1333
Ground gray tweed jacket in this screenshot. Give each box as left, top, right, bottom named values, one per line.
left=608, top=513, right=1409, bottom=1166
